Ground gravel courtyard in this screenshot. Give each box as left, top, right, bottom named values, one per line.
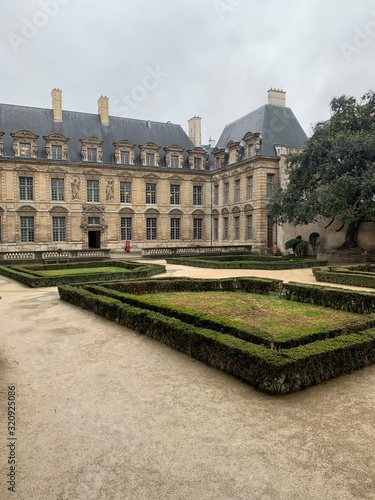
left=1, top=263, right=375, bottom=500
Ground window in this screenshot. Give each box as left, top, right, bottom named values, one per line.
left=224, top=182, right=229, bottom=204
left=87, top=148, right=97, bottom=162
left=193, top=185, right=202, bottom=205
left=214, top=184, right=219, bottom=206
left=51, top=178, right=64, bottom=202
left=20, top=216, right=34, bottom=242
left=20, top=143, right=31, bottom=157
left=234, top=216, right=240, bottom=240
left=247, top=214, right=253, bottom=240
left=170, top=184, right=180, bottom=205
left=170, top=155, right=179, bottom=168
left=114, top=141, right=135, bottom=165
left=52, top=217, right=66, bottom=242
left=80, top=138, right=103, bottom=162
left=223, top=217, right=229, bottom=240
left=213, top=218, right=219, bottom=241
left=267, top=174, right=275, bottom=199
left=121, top=217, right=132, bottom=240
left=52, top=145, right=62, bottom=160
left=44, top=134, right=69, bottom=161
left=87, top=180, right=99, bottom=202
left=12, top=131, right=38, bottom=158
left=88, top=216, right=100, bottom=225
left=146, top=183, right=156, bottom=204
left=121, top=151, right=130, bottom=164
left=235, top=180, right=240, bottom=203
left=194, top=157, right=202, bottom=170
left=171, top=218, right=180, bottom=240
left=146, top=217, right=157, bottom=240
left=247, top=176, right=253, bottom=200
left=19, top=177, right=33, bottom=200
left=146, top=153, right=155, bottom=166
left=120, top=182, right=132, bottom=203
left=193, top=218, right=202, bottom=240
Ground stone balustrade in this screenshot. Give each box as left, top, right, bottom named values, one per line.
left=142, top=245, right=252, bottom=257
left=0, top=249, right=111, bottom=264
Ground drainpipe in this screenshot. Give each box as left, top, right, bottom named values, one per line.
left=210, top=168, right=213, bottom=248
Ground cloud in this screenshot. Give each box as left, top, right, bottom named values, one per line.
left=1, top=0, right=374, bottom=141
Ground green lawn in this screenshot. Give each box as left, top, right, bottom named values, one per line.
left=37, top=267, right=130, bottom=277
left=144, top=291, right=364, bottom=339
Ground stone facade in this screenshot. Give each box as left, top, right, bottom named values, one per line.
left=0, top=88, right=308, bottom=253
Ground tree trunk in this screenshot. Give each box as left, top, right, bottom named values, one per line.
left=338, top=221, right=359, bottom=249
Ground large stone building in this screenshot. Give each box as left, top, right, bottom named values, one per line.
left=0, top=88, right=308, bottom=253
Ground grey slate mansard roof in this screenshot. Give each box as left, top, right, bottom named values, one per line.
left=217, top=104, right=308, bottom=156
left=0, top=103, right=195, bottom=166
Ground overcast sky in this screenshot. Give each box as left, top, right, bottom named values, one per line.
left=1, top=0, right=374, bottom=143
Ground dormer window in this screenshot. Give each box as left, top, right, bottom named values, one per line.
left=243, top=132, right=261, bottom=159
left=87, top=148, right=97, bottom=162
left=171, top=155, right=179, bottom=168
left=11, top=130, right=39, bottom=158
left=194, top=158, right=202, bottom=170
left=226, top=141, right=241, bottom=165
left=52, top=145, right=62, bottom=160
left=44, top=133, right=69, bottom=161
left=20, top=143, right=31, bottom=157
left=80, top=137, right=103, bottom=162
left=187, top=147, right=206, bottom=171
left=139, top=142, right=160, bottom=167
left=211, top=147, right=226, bottom=171
left=146, top=153, right=155, bottom=166
left=0, top=132, right=4, bottom=156
left=121, top=151, right=129, bottom=164
left=113, top=140, right=136, bottom=165
left=164, top=145, right=184, bottom=168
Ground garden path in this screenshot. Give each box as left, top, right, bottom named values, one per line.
left=0, top=263, right=374, bottom=499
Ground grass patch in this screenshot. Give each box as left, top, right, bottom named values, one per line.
left=142, top=291, right=363, bottom=340
left=58, top=278, right=375, bottom=394
left=37, top=267, right=131, bottom=277
left=0, top=260, right=165, bottom=287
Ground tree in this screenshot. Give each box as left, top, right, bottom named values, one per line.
left=270, top=91, right=375, bottom=249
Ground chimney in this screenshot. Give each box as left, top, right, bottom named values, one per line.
left=98, top=95, right=109, bottom=126
left=208, top=137, right=216, bottom=149
left=268, top=88, right=286, bottom=107
left=188, top=115, right=202, bottom=147
left=51, top=88, right=62, bottom=121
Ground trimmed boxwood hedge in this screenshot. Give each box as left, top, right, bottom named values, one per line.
left=16, top=260, right=143, bottom=272
left=313, top=266, right=375, bottom=288
left=0, top=261, right=165, bottom=287
left=97, top=276, right=282, bottom=295
left=189, top=254, right=298, bottom=262
left=281, top=281, right=375, bottom=313
left=58, top=284, right=375, bottom=394
left=166, top=256, right=328, bottom=270
left=81, top=283, right=375, bottom=350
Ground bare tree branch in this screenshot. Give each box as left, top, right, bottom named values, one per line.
left=324, top=218, right=335, bottom=229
